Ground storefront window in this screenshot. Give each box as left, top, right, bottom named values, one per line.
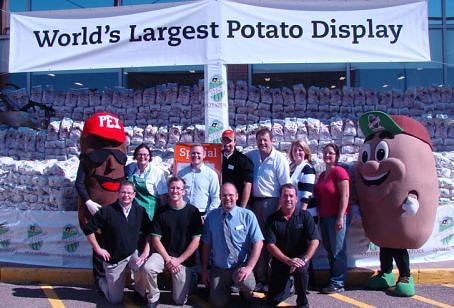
left=31, top=69, right=120, bottom=91
left=429, top=0, right=442, bottom=17
left=0, top=37, right=8, bottom=73
left=447, top=0, right=454, bottom=24
left=428, top=0, right=442, bottom=24
left=447, top=28, right=454, bottom=84
left=123, top=65, right=203, bottom=89
left=252, top=63, right=347, bottom=89
left=122, top=0, right=188, bottom=5
left=351, top=29, right=443, bottom=90
left=8, top=0, right=27, bottom=12
left=31, top=0, right=114, bottom=11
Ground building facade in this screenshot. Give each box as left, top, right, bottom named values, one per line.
left=0, top=0, right=452, bottom=92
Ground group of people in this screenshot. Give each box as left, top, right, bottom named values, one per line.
left=81, top=127, right=351, bottom=308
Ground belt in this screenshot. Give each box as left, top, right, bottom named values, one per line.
left=254, top=196, right=277, bottom=200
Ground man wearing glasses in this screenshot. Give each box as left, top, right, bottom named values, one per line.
left=137, top=176, right=203, bottom=307
left=83, top=180, right=152, bottom=304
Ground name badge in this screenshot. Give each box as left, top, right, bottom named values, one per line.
left=228, top=164, right=234, bottom=170
left=235, top=225, right=244, bottom=231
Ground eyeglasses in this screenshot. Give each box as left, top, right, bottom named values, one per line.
left=136, top=154, right=150, bottom=157
left=169, top=187, right=184, bottom=191
left=119, top=191, right=135, bottom=196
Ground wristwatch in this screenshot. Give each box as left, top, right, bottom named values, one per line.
left=302, top=256, right=309, bottom=263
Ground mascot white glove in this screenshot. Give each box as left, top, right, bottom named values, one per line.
left=85, top=199, right=102, bottom=215
left=401, top=195, right=419, bottom=217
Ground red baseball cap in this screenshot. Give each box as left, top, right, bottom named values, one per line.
left=222, top=129, right=235, bottom=140
left=82, top=112, right=125, bottom=142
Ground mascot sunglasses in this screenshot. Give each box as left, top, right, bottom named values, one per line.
left=80, top=149, right=127, bottom=165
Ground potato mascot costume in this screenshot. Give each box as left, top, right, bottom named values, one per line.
left=356, top=111, right=439, bottom=297
left=75, top=112, right=127, bottom=283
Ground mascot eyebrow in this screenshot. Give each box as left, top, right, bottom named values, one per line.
left=364, top=131, right=395, bottom=142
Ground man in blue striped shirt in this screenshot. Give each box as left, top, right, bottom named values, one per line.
left=177, top=144, right=220, bottom=218
left=201, top=182, right=263, bottom=307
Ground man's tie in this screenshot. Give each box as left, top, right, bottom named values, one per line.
left=223, top=213, right=238, bottom=263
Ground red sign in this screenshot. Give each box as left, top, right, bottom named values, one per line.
left=174, top=143, right=222, bottom=182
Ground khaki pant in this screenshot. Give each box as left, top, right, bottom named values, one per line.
left=136, top=252, right=194, bottom=305
left=98, top=250, right=142, bottom=304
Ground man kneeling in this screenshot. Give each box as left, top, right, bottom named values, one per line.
left=265, top=184, right=320, bottom=308
left=136, top=176, right=203, bottom=307
left=202, top=182, right=264, bottom=307
left=83, top=180, right=151, bottom=304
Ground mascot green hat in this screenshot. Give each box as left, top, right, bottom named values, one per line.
left=358, top=111, right=432, bottom=150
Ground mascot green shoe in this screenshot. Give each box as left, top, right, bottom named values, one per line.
left=367, top=271, right=395, bottom=290
left=393, top=276, right=415, bottom=297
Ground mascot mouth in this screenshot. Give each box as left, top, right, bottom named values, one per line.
left=361, top=171, right=390, bottom=186
left=95, top=175, right=122, bottom=191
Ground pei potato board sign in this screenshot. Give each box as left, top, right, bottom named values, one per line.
left=174, top=143, right=222, bottom=182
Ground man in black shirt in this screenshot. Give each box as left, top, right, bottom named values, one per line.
left=138, top=176, right=203, bottom=307
left=265, top=184, right=320, bottom=308
left=83, top=180, right=152, bottom=304
left=221, top=129, right=253, bottom=208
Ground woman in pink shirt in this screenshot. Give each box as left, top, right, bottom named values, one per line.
left=314, top=143, right=350, bottom=294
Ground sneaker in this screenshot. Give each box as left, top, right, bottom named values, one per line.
left=393, top=276, right=415, bottom=297
left=367, top=271, right=395, bottom=290
left=321, top=285, right=344, bottom=294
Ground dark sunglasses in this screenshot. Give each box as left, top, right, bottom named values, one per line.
left=81, top=149, right=127, bottom=165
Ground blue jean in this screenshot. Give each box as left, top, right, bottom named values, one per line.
left=319, top=215, right=350, bottom=288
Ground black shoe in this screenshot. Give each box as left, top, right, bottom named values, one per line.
left=321, top=285, right=344, bottom=294
left=239, top=291, right=253, bottom=303
left=147, top=302, right=158, bottom=308
left=254, top=282, right=268, bottom=293
left=128, top=281, right=136, bottom=291
left=231, top=285, right=240, bottom=294
left=308, top=284, right=319, bottom=292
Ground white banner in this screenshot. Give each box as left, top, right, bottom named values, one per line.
left=9, top=0, right=430, bottom=72
left=0, top=204, right=452, bottom=269
left=205, top=64, right=229, bottom=143
left=0, top=210, right=91, bottom=268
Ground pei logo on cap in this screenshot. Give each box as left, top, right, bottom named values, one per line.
left=82, top=112, right=126, bottom=143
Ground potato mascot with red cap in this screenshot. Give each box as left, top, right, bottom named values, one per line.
left=75, top=112, right=127, bottom=283
left=356, top=111, right=439, bottom=297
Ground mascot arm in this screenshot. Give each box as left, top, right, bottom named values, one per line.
left=75, top=165, right=91, bottom=202
left=75, top=164, right=101, bottom=215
